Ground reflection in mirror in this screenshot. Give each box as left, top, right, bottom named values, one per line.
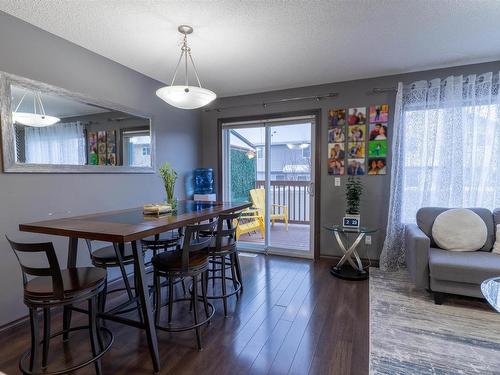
left=11, top=84, right=152, bottom=167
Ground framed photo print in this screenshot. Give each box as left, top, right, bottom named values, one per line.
left=348, top=107, right=366, bottom=125
left=369, top=123, right=388, bottom=141
left=328, top=127, right=345, bottom=143
left=347, top=158, right=365, bottom=175
left=367, top=158, right=387, bottom=175
left=328, top=108, right=346, bottom=128
left=348, top=142, right=365, bottom=158
left=369, top=104, right=389, bottom=123
left=347, top=125, right=366, bottom=142
left=328, top=143, right=345, bottom=160
left=328, top=158, right=345, bottom=176
left=368, top=140, right=387, bottom=157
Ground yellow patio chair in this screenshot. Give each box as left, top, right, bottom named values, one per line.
left=249, top=188, right=288, bottom=231
left=234, top=208, right=265, bottom=240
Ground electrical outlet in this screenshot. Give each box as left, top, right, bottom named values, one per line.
left=365, top=235, right=372, bottom=245
left=334, top=177, right=341, bottom=187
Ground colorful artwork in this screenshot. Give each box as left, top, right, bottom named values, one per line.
left=328, top=158, right=345, bottom=176
left=328, top=143, right=345, bottom=160
left=348, top=125, right=365, bottom=142
left=367, top=158, right=387, bottom=175
left=106, top=130, right=117, bottom=166
left=87, top=131, right=98, bottom=165
left=368, top=140, right=387, bottom=157
left=348, top=142, right=365, bottom=158
left=369, top=104, right=389, bottom=123
left=328, top=108, right=346, bottom=128
left=328, top=127, right=345, bottom=143
left=97, top=131, right=107, bottom=165
left=348, top=107, right=366, bottom=125
left=347, top=158, right=365, bottom=175
left=369, top=123, right=388, bottom=141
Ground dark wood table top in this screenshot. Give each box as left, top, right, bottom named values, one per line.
left=19, top=200, right=252, bottom=243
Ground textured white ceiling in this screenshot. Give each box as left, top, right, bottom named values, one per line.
left=1, top=1, right=500, bottom=97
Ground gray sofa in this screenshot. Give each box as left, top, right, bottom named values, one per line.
left=405, top=207, right=500, bottom=304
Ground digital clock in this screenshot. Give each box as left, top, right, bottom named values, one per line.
left=343, top=215, right=360, bottom=228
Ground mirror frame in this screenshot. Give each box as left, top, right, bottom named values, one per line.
left=0, top=71, right=155, bottom=173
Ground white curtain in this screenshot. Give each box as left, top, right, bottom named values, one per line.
left=380, top=72, right=500, bottom=270
left=25, top=121, right=86, bottom=165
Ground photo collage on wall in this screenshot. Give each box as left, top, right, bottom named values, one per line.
left=328, top=104, right=389, bottom=176
left=87, top=130, right=118, bottom=166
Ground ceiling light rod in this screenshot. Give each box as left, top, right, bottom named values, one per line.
left=170, top=25, right=203, bottom=90
left=205, top=92, right=339, bottom=112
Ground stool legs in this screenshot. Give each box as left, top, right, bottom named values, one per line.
left=201, top=270, right=210, bottom=322
left=221, top=256, right=228, bottom=317
left=191, top=274, right=202, bottom=351
left=28, top=308, right=41, bottom=374
left=234, top=252, right=244, bottom=291
left=88, top=296, right=102, bottom=375
left=230, top=254, right=240, bottom=301
left=168, top=276, right=174, bottom=323
left=42, top=308, right=51, bottom=369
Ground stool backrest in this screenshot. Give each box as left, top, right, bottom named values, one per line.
left=6, top=236, right=65, bottom=299
left=181, top=220, right=217, bottom=269
left=215, top=211, right=242, bottom=250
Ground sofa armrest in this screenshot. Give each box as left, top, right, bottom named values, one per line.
left=405, top=223, right=431, bottom=289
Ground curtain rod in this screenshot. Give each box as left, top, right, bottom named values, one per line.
left=204, top=92, right=339, bottom=112
left=368, top=87, right=398, bottom=94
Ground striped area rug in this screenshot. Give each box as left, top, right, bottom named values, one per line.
left=369, top=268, right=500, bottom=374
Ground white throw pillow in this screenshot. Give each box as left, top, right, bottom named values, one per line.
left=432, top=208, right=487, bottom=252
left=493, top=225, right=500, bottom=254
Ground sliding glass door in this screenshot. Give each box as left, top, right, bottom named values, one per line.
left=221, top=116, right=315, bottom=258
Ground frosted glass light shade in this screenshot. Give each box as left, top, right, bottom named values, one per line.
left=156, top=85, right=216, bottom=110
left=13, top=112, right=60, bottom=127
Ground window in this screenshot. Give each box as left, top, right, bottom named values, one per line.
left=256, top=146, right=264, bottom=159
left=399, top=84, right=500, bottom=224
left=122, top=129, right=151, bottom=167
left=24, top=122, right=85, bottom=165
left=302, top=145, right=311, bottom=158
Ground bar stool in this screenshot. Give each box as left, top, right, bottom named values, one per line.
left=206, top=212, right=243, bottom=316
left=141, top=230, right=182, bottom=255
left=7, top=236, right=113, bottom=375
left=152, top=221, right=217, bottom=350
left=86, top=241, right=137, bottom=314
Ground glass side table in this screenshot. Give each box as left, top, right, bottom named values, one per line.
left=324, top=225, right=378, bottom=281
left=481, top=277, right=500, bottom=313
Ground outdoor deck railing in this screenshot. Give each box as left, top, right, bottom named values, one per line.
left=255, top=180, right=310, bottom=224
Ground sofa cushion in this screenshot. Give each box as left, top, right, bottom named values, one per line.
left=431, top=208, right=487, bottom=251
left=417, top=207, right=494, bottom=251
left=429, top=248, right=500, bottom=285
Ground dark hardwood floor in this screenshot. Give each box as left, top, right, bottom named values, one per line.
left=0, top=254, right=368, bottom=375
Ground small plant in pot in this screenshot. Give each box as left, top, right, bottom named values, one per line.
left=159, top=162, right=178, bottom=209
left=344, top=176, right=363, bottom=227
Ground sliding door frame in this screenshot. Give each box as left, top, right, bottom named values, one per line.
left=217, top=109, right=322, bottom=261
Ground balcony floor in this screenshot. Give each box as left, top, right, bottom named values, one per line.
left=238, top=222, right=310, bottom=252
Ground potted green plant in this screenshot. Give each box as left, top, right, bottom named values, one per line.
left=344, top=176, right=362, bottom=228
left=159, top=162, right=178, bottom=208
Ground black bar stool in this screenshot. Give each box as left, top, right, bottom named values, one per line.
left=206, top=212, right=243, bottom=316
left=141, top=230, right=182, bottom=255
left=152, top=221, right=217, bottom=350
left=7, top=236, right=113, bottom=375
left=85, top=241, right=137, bottom=314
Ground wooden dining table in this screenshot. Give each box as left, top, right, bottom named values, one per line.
left=19, top=200, right=251, bottom=373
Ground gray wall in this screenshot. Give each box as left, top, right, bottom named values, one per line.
left=200, top=60, right=500, bottom=260
left=0, top=11, right=201, bottom=326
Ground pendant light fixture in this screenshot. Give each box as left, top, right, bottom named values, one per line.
left=156, top=25, right=216, bottom=110
left=13, top=90, right=60, bottom=127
